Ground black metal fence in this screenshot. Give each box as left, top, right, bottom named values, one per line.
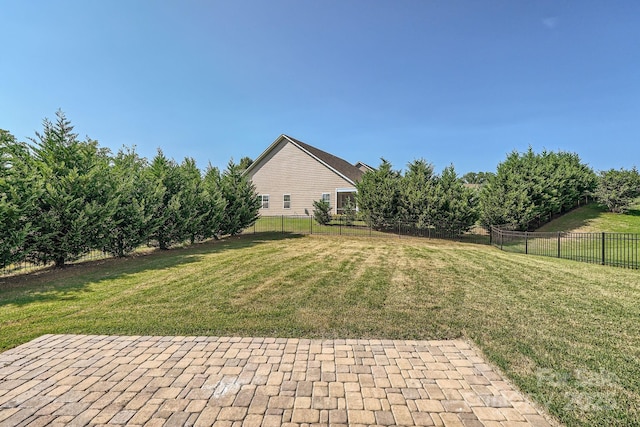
left=244, top=215, right=490, bottom=244
left=491, top=226, right=639, bottom=269
left=0, top=249, right=111, bottom=277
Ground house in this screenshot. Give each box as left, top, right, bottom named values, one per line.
left=354, top=161, right=375, bottom=173
left=244, top=135, right=367, bottom=216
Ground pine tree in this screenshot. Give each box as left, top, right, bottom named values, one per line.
left=355, top=159, right=402, bottom=230
left=401, top=159, right=436, bottom=228
left=102, top=147, right=161, bottom=257
left=0, top=130, right=38, bottom=268
left=148, top=150, right=183, bottom=249
left=313, top=199, right=332, bottom=225
left=199, top=165, right=226, bottom=240
left=27, top=111, right=111, bottom=267
left=219, top=160, right=260, bottom=236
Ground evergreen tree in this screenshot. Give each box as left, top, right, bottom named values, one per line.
left=219, top=160, right=260, bottom=235
left=102, top=147, right=161, bottom=257
left=238, top=156, right=253, bottom=171
left=177, top=157, right=207, bottom=244
left=342, top=197, right=356, bottom=225
left=355, top=159, right=402, bottom=230
left=593, top=168, right=640, bottom=213
left=313, top=199, right=332, bottom=225
left=430, top=165, right=478, bottom=232
left=479, top=148, right=596, bottom=230
left=148, top=150, right=183, bottom=249
left=0, top=130, right=38, bottom=268
left=400, top=159, right=437, bottom=228
left=26, top=111, right=111, bottom=266
left=199, top=165, right=226, bottom=240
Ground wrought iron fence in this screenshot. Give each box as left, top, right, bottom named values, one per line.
left=0, top=250, right=111, bottom=277
left=491, top=226, right=639, bottom=269
left=244, top=215, right=490, bottom=244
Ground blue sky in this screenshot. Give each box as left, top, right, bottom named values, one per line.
left=1, top=1, right=638, bottom=175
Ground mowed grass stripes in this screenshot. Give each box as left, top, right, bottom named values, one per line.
left=1, top=233, right=639, bottom=425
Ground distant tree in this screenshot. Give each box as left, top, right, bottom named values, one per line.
left=356, top=159, right=402, bottom=229
left=0, top=130, right=38, bottom=268
left=238, top=156, right=253, bottom=170
left=26, top=111, right=112, bottom=267
left=462, top=171, right=494, bottom=185
left=219, top=160, right=261, bottom=235
left=313, top=199, right=332, bottom=225
left=593, top=168, right=640, bottom=213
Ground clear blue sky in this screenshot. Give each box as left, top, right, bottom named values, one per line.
left=1, top=1, right=638, bottom=175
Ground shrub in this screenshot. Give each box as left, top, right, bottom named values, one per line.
left=313, top=199, right=331, bottom=225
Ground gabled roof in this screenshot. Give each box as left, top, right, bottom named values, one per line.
left=244, top=134, right=364, bottom=185
left=355, top=161, right=375, bottom=172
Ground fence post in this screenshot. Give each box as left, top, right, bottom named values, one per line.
left=282, top=215, right=284, bottom=234
left=557, top=232, right=561, bottom=258
left=602, top=232, right=606, bottom=265
left=339, top=217, right=342, bottom=235
left=500, top=229, right=503, bottom=251
left=310, top=216, right=313, bottom=235
left=489, top=226, right=492, bottom=245
left=525, top=231, right=528, bottom=255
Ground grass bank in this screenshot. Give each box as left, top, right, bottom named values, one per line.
left=1, top=234, right=639, bottom=425
left=538, top=203, right=640, bottom=233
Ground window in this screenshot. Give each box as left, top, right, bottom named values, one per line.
left=283, top=194, right=291, bottom=209
left=260, top=194, right=269, bottom=209
left=322, top=193, right=330, bottom=206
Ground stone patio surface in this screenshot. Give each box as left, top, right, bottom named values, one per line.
left=0, top=334, right=554, bottom=427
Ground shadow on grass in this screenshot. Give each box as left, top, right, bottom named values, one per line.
left=0, top=232, right=305, bottom=307
left=626, top=209, right=640, bottom=217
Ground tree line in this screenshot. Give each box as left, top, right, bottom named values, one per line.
left=479, top=148, right=640, bottom=230
left=0, top=111, right=260, bottom=269
left=356, top=149, right=639, bottom=233
left=355, top=159, right=478, bottom=232
left=3, top=111, right=638, bottom=269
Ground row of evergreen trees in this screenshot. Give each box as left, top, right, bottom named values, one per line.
left=0, top=111, right=260, bottom=269
left=478, top=149, right=598, bottom=230
left=356, top=159, right=478, bottom=232
left=356, top=147, right=635, bottom=233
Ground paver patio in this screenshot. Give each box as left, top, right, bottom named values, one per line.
left=0, top=335, right=554, bottom=426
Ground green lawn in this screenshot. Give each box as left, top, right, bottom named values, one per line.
left=1, top=234, right=639, bottom=425
left=492, top=203, right=640, bottom=269
left=538, top=203, right=640, bottom=233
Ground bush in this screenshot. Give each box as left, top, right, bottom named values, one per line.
left=593, top=168, right=640, bottom=213
left=342, top=198, right=356, bottom=225
left=313, top=199, right=331, bottom=225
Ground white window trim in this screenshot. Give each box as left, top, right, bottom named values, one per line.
left=321, top=192, right=330, bottom=206
left=283, top=194, right=291, bottom=209
left=260, top=194, right=269, bottom=209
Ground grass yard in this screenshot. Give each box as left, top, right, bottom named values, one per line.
left=1, top=233, right=639, bottom=425
left=538, top=203, right=640, bottom=233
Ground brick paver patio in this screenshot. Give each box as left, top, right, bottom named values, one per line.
left=0, top=335, right=554, bottom=426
